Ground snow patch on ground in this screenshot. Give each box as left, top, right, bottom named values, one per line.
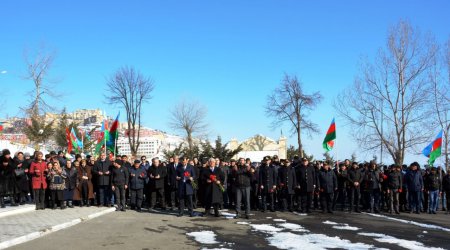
left=364, top=213, right=450, bottom=232
left=267, top=232, right=376, bottom=250
left=266, top=217, right=273, bottom=219
left=237, top=221, right=250, bottom=225
left=332, top=225, right=361, bottom=231
left=278, top=223, right=310, bottom=232
left=250, top=224, right=284, bottom=233
left=186, top=231, right=219, bottom=244
left=273, top=219, right=287, bottom=222
left=359, top=232, right=445, bottom=250
left=323, top=221, right=360, bottom=231
left=293, top=212, right=308, bottom=216
left=220, top=212, right=236, bottom=219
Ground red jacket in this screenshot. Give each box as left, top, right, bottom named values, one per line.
left=30, top=161, right=48, bottom=189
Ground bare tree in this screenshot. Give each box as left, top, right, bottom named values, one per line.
left=335, top=20, right=438, bottom=165
left=106, top=66, right=155, bottom=156
left=430, top=39, right=450, bottom=170
left=265, top=74, right=323, bottom=158
left=23, top=48, right=61, bottom=117
left=169, top=99, right=208, bottom=158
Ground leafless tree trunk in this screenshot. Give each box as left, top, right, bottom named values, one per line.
left=169, top=99, right=208, bottom=158
left=335, top=20, right=438, bottom=165
left=265, top=74, right=322, bottom=158
left=23, top=48, right=61, bottom=118
left=106, top=66, right=154, bottom=157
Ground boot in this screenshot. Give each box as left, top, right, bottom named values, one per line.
left=80, top=200, right=84, bottom=207
left=85, top=200, right=91, bottom=207
left=68, top=201, right=74, bottom=208
left=0, top=197, right=5, bottom=208
left=61, top=201, right=67, bottom=210
left=214, top=206, right=220, bottom=217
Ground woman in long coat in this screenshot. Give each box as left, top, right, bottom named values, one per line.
left=14, top=152, right=30, bottom=205
left=202, top=158, right=225, bottom=217
left=73, top=160, right=94, bottom=206
left=0, top=155, right=16, bottom=208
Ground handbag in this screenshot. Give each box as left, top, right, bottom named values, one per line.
left=14, top=168, right=25, bottom=177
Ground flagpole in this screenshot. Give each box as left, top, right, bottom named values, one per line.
left=81, top=131, right=84, bottom=155
left=104, top=110, right=107, bottom=156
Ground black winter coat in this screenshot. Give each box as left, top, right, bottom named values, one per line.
left=0, top=161, right=16, bottom=196
left=425, top=173, right=442, bottom=192
left=295, top=164, right=316, bottom=193
left=166, top=162, right=180, bottom=191
left=278, top=166, right=297, bottom=195
left=443, top=175, right=450, bottom=192
left=92, top=160, right=112, bottom=186
left=347, top=167, right=363, bottom=188
left=233, top=165, right=253, bottom=188
left=258, top=164, right=277, bottom=194
left=317, top=169, right=337, bottom=194
left=387, top=171, right=402, bottom=190
left=148, top=166, right=167, bottom=190
left=13, top=158, right=29, bottom=193
left=129, top=166, right=147, bottom=190
left=202, top=167, right=224, bottom=205
left=63, top=167, right=78, bottom=190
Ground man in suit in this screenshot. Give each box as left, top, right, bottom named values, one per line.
left=203, top=158, right=225, bottom=217
left=176, top=157, right=196, bottom=217
left=259, top=156, right=277, bottom=212
left=166, top=156, right=180, bottom=210
left=92, top=152, right=112, bottom=207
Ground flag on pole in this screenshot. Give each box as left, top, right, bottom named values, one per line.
left=422, top=130, right=443, bottom=166
left=323, top=118, right=336, bottom=152
left=106, top=112, right=120, bottom=153
left=95, top=120, right=110, bottom=155
left=0, top=122, right=3, bottom=132
left=65, top=127, right=73, bottom=153
left=70, top=127, right=80, bottom=153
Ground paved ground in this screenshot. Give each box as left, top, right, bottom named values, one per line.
left=3, top=206, right=450, bottom=250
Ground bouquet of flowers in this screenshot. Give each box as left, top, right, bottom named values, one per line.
left=184, top=171, right=198, bottom=190
left=209, top=174, right=225, bottom=192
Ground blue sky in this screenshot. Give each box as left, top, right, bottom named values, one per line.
left=0, top=1, right=449, bottom=164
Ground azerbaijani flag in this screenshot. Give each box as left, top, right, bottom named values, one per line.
left=70, top=127, right=80, bottom=153
left=0, top=122, right=3, bottom=132
left=95, top=120, right=109, bottom=154
left=323, top=118, right=336, bottom=152
left=65, top=127, right=72, bottom=153
left=106, top=112, right=120, bottom=153
left=423, top=130, right=443, bottom=166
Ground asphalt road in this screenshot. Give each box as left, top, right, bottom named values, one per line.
left=9, top=208, right=450, bottom=250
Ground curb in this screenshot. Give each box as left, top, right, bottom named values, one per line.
left=0, top=206, right=35, bottom=219
left=0, top=207, right=116, bottom=249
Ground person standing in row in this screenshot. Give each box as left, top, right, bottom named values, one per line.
left=203, top=158, right=224, bottom=217
left=317, top=162, right=337, bottom=214
left=176, top=157, right=196, bottom=217
left=93, top=153, right=112, bottom=207
left=111, top=159, right=129, bottom=212
left=62, top=160, right=77, bottom=208
left=387, top=165, right=402, bottom=214
left=148, top=158, right=167, bottom=210
left=259, top=156, right=277, bottom=212
left=278, top=159, right=297, bottom=212
left=233, top=158, right=253, bottom=219
left=295, top=158, right=316, bottom=213
left=29, top=151, right=47, bottom=210
left=129, top=160, right=147, bottom=212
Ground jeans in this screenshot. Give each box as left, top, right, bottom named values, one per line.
left=409, top=190, right=421, bottom=212
left=428, top=190, right=440, bottom=213
left=235, top=187, right=251, bottom=215
left=97, top=185, right=111, bottom=205
left=368, top=189, right=381, bottom=212
left=348, top=187, right=361, bottom=211
left=388, top=189, right=400, bottom=212
left=130, top=188, right=144, bottom=209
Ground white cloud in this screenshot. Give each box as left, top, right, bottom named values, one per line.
left=0, top=70, right=7, bottom=74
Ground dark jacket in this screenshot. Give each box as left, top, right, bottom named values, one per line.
left=335, top=169, right=349, bottom=189
left=278, top=166, right=297, bottom=195
left=258, top=164, right=277, bottom=194
left=347, top=167, right=363, bottom=188
left=177, top=164, right=196, bottom=197
left=295, top=164, right=316, bottom=193
left=148, top=165, right=167, bottom=190
left=63, top=167, right=78, bottom=190
left=111, top=166, right=129, bottom=186
left=387, top=171, right=402, bottom=190
left=0, top=160, right=16, bottom=196
left=443, top=175, right=450, bottom=192
left=425, top=173, right=442, bottom=192
left=202, top=166, right=224, bottom=204
left=129, top=166, right=147, bottom=190
left=233, top=164, right=253, bottom=188
left=404, top=170, right=424, bottom=192
left=363, top=168, right=381, bottom=191
left=317, top=168, right=337, bottom=194
left=13, top=158, right=30, bottom=193
left=166, top=162, right=180, bottom=191
left=92, top=159, right=112, bottom=186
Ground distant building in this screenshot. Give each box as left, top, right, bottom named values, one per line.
left=228, top=134, right=287, bottom=162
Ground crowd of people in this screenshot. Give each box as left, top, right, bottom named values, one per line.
left=1, top=148, right=450, bottom=220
